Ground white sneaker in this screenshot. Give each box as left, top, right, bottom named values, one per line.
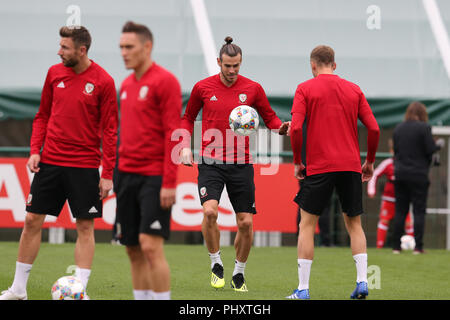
left=0, top=288, right=27, bottom=300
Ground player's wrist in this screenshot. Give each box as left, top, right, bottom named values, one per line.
left=162, top=182, right=176, bottom=189
left=179, top=147, right=192, bottom=158
left=101, top=173, right=113, bottom=180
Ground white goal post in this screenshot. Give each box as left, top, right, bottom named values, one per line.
left=430, top=126, right=450, bottom=250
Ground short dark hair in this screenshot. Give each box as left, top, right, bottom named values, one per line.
left=219, top=36, right=242, bottom=61
left=122, top=21, right=153, bottom=43
left=310, top=45, right=335, bottom=66
left=59, top=26, right=92, bottom=52
left=404, top=101, right=429, bottom=122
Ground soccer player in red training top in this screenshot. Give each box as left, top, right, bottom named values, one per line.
left=287, top=45, right=380, bottom=300
left=367, top=139, right=414, bottom=248
left=0, top=26, right=118, bottom=300
left=116, top=21, right=182, bottom=300
left=180, top=37, right=290, bottom=292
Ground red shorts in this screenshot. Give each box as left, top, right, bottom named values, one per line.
left=380, top=200, right=395, bottom=220
left=379, top=200, right=412, bottom=223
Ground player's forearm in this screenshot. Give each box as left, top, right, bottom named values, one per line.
left=180, top=118, right=195, bottom=148
left=101, top=145, right=116, bottom=180
left=290, top=128, right=303, bottom=164
left=162, top=167, right=177, bottom=189
left=163, top=148, right=178, bottom=188
left=265, top=116, right=283, bottom=131
left=30, top=90, right=52, bottom=155
left=100, top=125, right=118, bottom=180
left=359, top=112, right=379, bottom=163
left=366, top=126, right=380, bottom=163
left=256, top=101, right=283, bottom=131
left=29, top=117, right=49, bottom=155
left=290, top=112, right=305, bottom=164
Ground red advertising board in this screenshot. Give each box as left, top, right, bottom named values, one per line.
left=0, top=158, right=299, bottom=233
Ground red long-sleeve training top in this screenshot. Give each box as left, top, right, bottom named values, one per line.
left=181, top=74, right=282, bottom=164
left=30, top=61, right=118, bottom=179
left=290, top=74, right=379, bottom=176
left=118, top=63, right=182, bottom=188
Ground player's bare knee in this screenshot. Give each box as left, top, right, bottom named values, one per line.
left=76, top=219, right=94, bottom=236
left=343, top=214, right=359, bottom=226
left=139, top=235, right=164, bottom=262
left=203, top=207, right=218, bottom=223
left=23, top=213, right=44, bottom=233
left=237, top=217, right=253, bottom=233
left=141, top=244, right=162, bottom=265
left=126, top=245, right=143, bottom=261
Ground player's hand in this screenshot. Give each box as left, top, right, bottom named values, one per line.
left=368, top=193, right=375, bottom=199
left=180, top=147, right=193, bottom=166
left=160, top=187, right=176, bottom=210
left=278, top=121, right=291, bottom=136
left=361, top=160, right=374, bottom=182
left=294, top=163, right=306, bottom=180
left=99, top=178, right=113, bottom=200
left=27, top=154, right=41, bottom=173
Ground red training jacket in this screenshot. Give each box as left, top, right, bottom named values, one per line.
left=118, top=63, right=182, bottom=188
left=290, top=74, right=379, bottom=176
left=181, top=74, right=282, bottom=164
left=30, top=61, right=118, bottom=179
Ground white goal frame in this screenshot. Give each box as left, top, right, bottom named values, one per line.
left=430, top=126, right=450, bottom=250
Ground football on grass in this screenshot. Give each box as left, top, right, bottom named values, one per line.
left=51, top=275, right=85, bottom=300
left=400, top=235, right=416, bottom=250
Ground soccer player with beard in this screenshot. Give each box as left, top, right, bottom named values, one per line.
left=116, top=21, right=182, bottom=300
left=0, top=26, right=118, bottom=300
left=180, top=37, right=290, bottom=292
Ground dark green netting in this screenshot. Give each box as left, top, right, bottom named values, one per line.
left=1, top=89, right=449, bottom=127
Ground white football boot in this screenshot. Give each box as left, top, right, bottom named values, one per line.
left=0, top=288, right=27, bottom=300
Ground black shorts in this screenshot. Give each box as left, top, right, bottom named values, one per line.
left=295, top=171, right=363, bottom=217
left=26, top=162, right=102, bottom=219
left=115, top=171, right=171, bottom=245
left=197, top=162, right=256, bottom=214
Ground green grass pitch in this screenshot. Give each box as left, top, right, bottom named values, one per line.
left=0, top=242, right=449, bottom=300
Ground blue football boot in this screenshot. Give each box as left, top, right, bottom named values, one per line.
left=286, top=289, right=310, bottom=300
left=350, top=281, right=369, bottom=299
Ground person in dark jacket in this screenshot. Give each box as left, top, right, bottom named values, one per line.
left=392, top=101, right=444, bottom=254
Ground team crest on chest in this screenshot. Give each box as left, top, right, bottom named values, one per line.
left=139, top=85, right=149, bottom=100
left=239, top=93, right=247, bottom=103
left=84, top=82, right=95, bottom=95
